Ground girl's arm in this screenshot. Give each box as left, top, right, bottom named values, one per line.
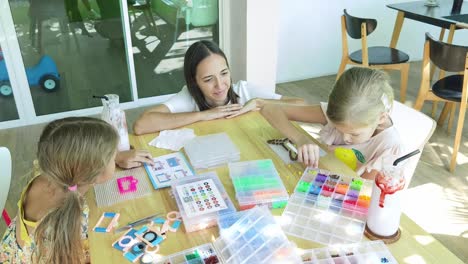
left=133, top=104, right=242, bottom=135
left=261, top=104, right=327, bottom=167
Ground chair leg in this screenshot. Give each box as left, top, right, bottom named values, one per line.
left=337, top=58, right=347, bottom=81
left=399, top=63, right=409, bottom=103
left=447, top=102, right=457, bottom=134
left=431, top=102, right=438, bottom=118
left=438, top=102, right=451, bottom=126
left=450, top=103, right=466, bottom=172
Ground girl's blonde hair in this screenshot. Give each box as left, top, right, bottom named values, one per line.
left=33, top=117, right=119, bottom=264
left=327, top=67, right=394, bottom=126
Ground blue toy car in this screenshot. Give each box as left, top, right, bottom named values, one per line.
left=0, top=54, right=60, bottom=97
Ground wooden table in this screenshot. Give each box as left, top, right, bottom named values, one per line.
left=387, top=0, right=468, bottom=48
left=87, top=112, right=463, bottom=263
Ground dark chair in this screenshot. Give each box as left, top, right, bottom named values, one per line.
left=128, top=0, right=159, bottom=35
left=338, top=9, right=410, bottom=102
left=414, top=32, right=468, bottom=172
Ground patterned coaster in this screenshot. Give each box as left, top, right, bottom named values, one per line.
left=94, top=167, right=153, bottom=207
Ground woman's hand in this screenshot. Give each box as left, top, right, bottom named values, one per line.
left=226, top=99, right=262, bottom=119
left=295, top=136, right=320, bottom=168
left=201, top=104, right=242, bottom=121
left=115, top=149, right=154, bottom=169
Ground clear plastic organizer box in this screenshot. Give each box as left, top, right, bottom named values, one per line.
left=299, top=240, right=397, bottom=264
left=183, top=133, right=240, bottom=169
left=152, top=243, right=220, bottom=264
left=213, top=206, right=302, bottom=264
left=228, top=159, right=289, bottom=210
left=171, top=172, right=236, bottom=232
left=280, top=168, right=373, bottom=245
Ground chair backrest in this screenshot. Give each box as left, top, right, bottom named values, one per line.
left=426, top=32, right=468, bottom=72
left=0, top=147, right=12, bottom=211
left=343, top=9, right=377, bottom=39
left=190, top=0, right=218, bottom=27
left=391, top=102, right=436, bottom=188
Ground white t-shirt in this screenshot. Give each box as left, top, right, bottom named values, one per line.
left=319, top=102, right=405, bottom=176
left=163, top=81, right=282, bottom=113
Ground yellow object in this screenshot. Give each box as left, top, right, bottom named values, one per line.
left=334, top=147, right=357, bottom=171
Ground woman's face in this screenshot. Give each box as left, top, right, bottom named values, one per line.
left=195, top=54, right=231, bottom=107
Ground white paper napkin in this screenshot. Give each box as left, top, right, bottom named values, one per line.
left=148, top=128, right=196, bottom=151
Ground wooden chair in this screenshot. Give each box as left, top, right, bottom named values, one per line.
left=414, top=32, right=468, bottom=172
left=0, top=147, right=12, bottom=226
left=338, top=9, right=410, bottom=102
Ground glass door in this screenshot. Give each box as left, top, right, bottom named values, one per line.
left=0, top=43, right=19, bottom=122
left=129, top=0, right=219, bottom=98
left=8, top=0, right=132, bottom=116
left=1, top=0, right=220, bottom=126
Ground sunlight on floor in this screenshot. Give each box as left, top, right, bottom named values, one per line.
left=402, top=183, right=468, bottom=237
left=154, top=56, right=184, bottom=74
left=413, top=235, right=435, bottom=246
left=403, top=254, right=427, bottom=264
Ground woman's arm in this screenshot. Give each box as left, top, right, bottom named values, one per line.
left=133, top=104, right=242, bottom=135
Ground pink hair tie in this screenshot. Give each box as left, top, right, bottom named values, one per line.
left=68, top=185, right=78, bottom=192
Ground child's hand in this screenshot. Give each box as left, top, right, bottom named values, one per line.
left=226, top=99, right=262, bottom=119
left=296, top=137, right=320, bottom=168
left=115, top=149, right=154, bottom=169
left=201, top=104, right=242, bottom=120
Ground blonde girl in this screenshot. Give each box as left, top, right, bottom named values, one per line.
left=0, top=117, right=119, bottom=264
left=261, top=67, right=404, bottom=179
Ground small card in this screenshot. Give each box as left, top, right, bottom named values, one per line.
left=144, top=152, right=194, bottom=189
left=175, top=179, right=227, bottom=218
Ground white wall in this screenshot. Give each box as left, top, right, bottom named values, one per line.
left=223, top=0, right=279, bottom=93
left=276, top=0, right=468, bottom=83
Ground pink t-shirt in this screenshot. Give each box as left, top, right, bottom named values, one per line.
left=319, top=103, right=405, bottom=176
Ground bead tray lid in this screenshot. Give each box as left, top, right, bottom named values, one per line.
left=280, top=168, right=373, bottom=245
left=228, top=159, right=289, bottom=209
left=214, top=206, right=302, bottom=264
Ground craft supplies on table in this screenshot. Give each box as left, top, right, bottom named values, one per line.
left=228, top=159, right=289, bottom=210
left=149, top=243, right=220, bottom=264
left=143, top=152, right=194, bottom=189
left=280, top=168, right=373, bottom=245
left=93, top=212, right=120, bottom=233
left=299, top=240, right=397, bottom=263
left=267, top=138, right=327, bottom=164
left=112, top=212, right=182, bottom=263
left=213, top=206, right=302, bottom=264
left=94, top=167, right=153, bottom=207
left=184, top=133, right=240, bottom=169
left=171, top=172, right=236, bottom=232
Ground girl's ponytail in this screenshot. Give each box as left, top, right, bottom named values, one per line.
left=33, top=190, right=84, bottom=264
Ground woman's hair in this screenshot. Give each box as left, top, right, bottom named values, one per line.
left=183, top=40, right=239, bottom=111
left=33, top=117, right=119, bottom=264
left=327, top=67, right=394, bottom=126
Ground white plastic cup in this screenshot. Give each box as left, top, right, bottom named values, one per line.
left=101, top=94, right=130, bottom=151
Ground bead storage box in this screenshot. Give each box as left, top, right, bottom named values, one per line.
left=228, top=159, right=289, bottom=210
left=183, top=133, right=240, bottom=169
left=171, top=172, right=236, bottom=232
left=213, top=206, right=302, bottom=264
left=280, top=168, right=373, bottom=245
left=151, top=243, right=220, bottom=264
left=300, top=240, right=397, bottom=264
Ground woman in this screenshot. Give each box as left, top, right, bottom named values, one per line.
left=133, top=40, right=303, bottom=135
